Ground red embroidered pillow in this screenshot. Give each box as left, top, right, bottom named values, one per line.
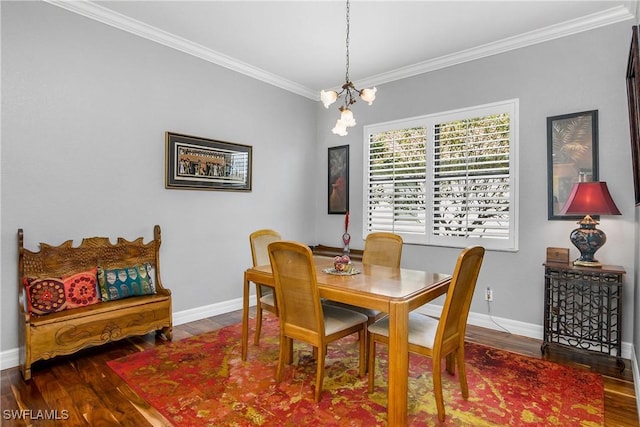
left=24, top=267, right=100, bottom=315
left=63, top=268, right=100, bottom=309
left=23, top=277, right=66, bottom=315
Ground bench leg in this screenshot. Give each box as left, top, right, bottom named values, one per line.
left=21, top=364, right=32, bottom=381
left=157, top=327, right=173, bottom=340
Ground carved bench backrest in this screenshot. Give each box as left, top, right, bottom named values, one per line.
left=18, top=225, right=163, bottom=286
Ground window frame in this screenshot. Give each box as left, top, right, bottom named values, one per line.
left=363, top=99, right=519, bottom=252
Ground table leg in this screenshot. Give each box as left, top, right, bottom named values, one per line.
left=241, top=272, right=250, bottom=361
left=387, top=301, right=409, bottom=427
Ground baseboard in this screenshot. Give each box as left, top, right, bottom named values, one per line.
left=0, top=349, right=18, bottom=371
left=633, top=345, right=640, bottom=421
left=172, top=296, right=248, bottom=326
left=415, top=304, right=543, bottom=339
left=0, top=296, right=255, bottom=371
left=0, top=297, right=635, bottom=374
left=415, top=303, right=635, bottom=361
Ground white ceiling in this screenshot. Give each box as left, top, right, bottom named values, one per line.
left=47, top=1, right=637, bottom=99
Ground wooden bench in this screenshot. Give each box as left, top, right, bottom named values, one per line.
left=18, top=225, right=172, bottom=380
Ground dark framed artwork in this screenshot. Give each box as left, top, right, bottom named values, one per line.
left=328, top=145, right=349, bottom=214
left=165, top=132, right=252, bottom=191
left=626, top=25, right=640, bottom=206
left=547, top=110, right=599, bottom=220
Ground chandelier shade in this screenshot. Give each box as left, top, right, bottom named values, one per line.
left=321, top=90, right=338, bottom=108
left=321, top=0, right=377, bottom=135
left=360, top=87, right=377, bottom=105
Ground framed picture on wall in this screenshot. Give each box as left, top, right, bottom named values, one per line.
left=328, top=145, right=349, bottom=214
left=626, top=25, right=640, bottom=206
left=546, top=110, right=599, bottom=220
left=165, top=132, right=252, bottom=191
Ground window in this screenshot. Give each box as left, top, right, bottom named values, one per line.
left=364, top=100, right=518, bottom=251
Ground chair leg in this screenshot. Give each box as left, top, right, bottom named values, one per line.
left=315, top=344, right=326, bottom=402
left=286, top=338, right=294, bottom=365
left=457, top=348, right=469, bottom=398
left=367, top=335, right=376, bottom=393
left=254, top=303, right=263, bottom=346
left=358, top=329, right=366, bottom=378
left=362, top=315, right=376, bottom=372
left=276, top=335, right=289, bottom=382
left=445, top=352, right=455, bottom=375
left=432, top=356, right=446, bottom=422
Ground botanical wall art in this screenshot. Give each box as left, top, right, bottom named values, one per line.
left=546, top=110, right=599, bottom=220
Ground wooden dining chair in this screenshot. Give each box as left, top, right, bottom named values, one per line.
left=268, top=241, right=368, bottom=402
left=327, top=232, right=404, bottom=324
left=324, top=232, right=404, bottom=371
left=249, top=229, right=282, bottom=345
left=362, top=232, right=403, bottom=268
left=367, top=245, right=485, bottom=422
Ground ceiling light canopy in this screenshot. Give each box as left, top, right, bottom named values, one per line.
left=321, top=0, right=377, bottom=136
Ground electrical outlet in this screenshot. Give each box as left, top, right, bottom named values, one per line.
left=485, top=287, right=493, bottom=302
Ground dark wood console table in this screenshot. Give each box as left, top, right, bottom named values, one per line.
left=310, top=244, right=363, bottom=261
left=542, top=262, right=625, bottom=371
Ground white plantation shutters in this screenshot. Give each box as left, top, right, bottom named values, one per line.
left=430, top=109, right=513, bottom=244
left=367, top=124, right=427, bottom=235
left=364, top=100, right=518, bottom=251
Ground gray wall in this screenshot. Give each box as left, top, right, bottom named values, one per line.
left=1, top=2, right=316, bottom=350
left=1, top=0, right=638, bottom=378
left=315, top=22, right=637, bottom=344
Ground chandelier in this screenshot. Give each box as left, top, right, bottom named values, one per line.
left=320, top=0, right=377, bottom=136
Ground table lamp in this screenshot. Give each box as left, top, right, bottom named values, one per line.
left=559, top=181, right=621, bottom=267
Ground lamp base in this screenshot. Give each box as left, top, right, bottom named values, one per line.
left=572, top=259, right=603, bottom=268
left=568, top=215, right=606, bottom=269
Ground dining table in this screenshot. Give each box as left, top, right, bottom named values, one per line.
left=242, top=255, right=452, bottom=427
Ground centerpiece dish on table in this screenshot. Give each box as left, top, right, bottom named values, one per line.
left=323, top=255, right=361, bottom=275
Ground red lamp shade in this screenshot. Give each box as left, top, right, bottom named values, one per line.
left=560, top=182, right=621, bottom=216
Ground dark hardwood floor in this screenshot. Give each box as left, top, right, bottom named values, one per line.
left=1, top=309, right=637, bottom=426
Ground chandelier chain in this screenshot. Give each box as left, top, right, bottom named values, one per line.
left=345, top=0, right=350, bottom=84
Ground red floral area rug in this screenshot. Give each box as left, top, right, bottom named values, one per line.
left=107, top=314, right=604, bottom=426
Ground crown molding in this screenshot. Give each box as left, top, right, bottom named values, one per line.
left=624, top=0, right=640, bottom=24
left=43, top=0, right=318, bottom=100
left=356, top=5, right=635, bottom=89
left=45, top=1, right=634, bottom=102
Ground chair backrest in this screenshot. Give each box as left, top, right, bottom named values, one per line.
left=250, top=229, right=282, bottom=267
left=362, top=232, right=403, bottom=267
left=435, top=246, right=485, bottom=354
left=268, top=241, right=324, bottom=342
